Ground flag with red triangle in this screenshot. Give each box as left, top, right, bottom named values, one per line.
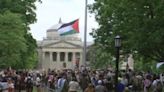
left=58, top=19, right=79, bottom=36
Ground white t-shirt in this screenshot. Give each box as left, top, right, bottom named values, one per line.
left=8, top=83, right=14, bottom=88
left=160, top=74, right=164, bottom=82
left=36, top=77, right=41, bottom=86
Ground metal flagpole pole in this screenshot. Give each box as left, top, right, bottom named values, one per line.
left=83, top=0, right=88, bottom=67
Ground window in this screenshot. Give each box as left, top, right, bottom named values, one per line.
left=60, top=52, right=65, bottom=61
left=45, top=52, right=50, bottom=61
left=52, top=52, right=57, bottom=61
left=68, top=52, right=73, bottom=62
left=86, top=52, right=90, bottom=61
left=75, top=52, right=80, bottom=67
left=75, top=52, right=80, bottom=59
left=63, top=62, right=67, bottom=68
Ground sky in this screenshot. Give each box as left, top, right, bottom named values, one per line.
left=30, top=0, right=98, bottom=42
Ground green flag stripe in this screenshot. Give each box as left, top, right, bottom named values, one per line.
left=60, top=30, right=78, bottom=36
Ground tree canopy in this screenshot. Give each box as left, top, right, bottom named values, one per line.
left=0, top=12, right=27, bottom=68
left=0, top=0, right=41, bottom=69
left=87, top=45, right=114, bottom=69
left=89, top=0, right=164, bottom=62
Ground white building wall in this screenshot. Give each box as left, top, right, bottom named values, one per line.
left=39, top=47, right=83, bottom=70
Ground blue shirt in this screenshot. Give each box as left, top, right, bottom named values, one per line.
left=117, top=83, right=125, bottom=92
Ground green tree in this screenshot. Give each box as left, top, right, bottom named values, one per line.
left=87, top=44, right=114, bottom=69
left=89, top=0, right=164, bottom=63
left=19, top=33, right=38, bottom=69
left=0, top=11, right=27, bottom=68
left=0, top=0, right=41, bottom=69
left=0, top=0, right=41, bottom=25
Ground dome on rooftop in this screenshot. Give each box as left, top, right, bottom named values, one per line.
left=48, top=23, right=62, bottom=31
left=48, top=18, right=63, bottom=31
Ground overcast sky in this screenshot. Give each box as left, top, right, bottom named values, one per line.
left=30, top=0, right=98, bottom=42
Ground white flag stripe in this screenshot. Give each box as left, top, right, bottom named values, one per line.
left=156, top=62, right=164, bottom=69
left=58, top=26, right=73, bottom=34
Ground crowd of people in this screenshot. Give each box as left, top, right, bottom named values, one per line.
left=0, top=67, right=163, bottom=92
left=0, top=68, right=42, bottom=92
left=44, top=67, right=164, bottom=92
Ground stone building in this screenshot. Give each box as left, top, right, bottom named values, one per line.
left=37, top=20, right=86, bottom=70
left=36, top=19, right=134, bottom=70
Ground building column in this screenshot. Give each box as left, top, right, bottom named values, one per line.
left=72, top=52, right=76, bottom=68
left=65, top=52, right=68, bottom=62
left=80, top=52, right=83, bottom=66
left=41, top=51, right=45, bottom=69
left=57, top=52, right=60, bottom=62
left=49, top=52, right=52, bottom=69
left=44, top=51, right=50, bottom=70
left=50, top=52, right=53, bottom=62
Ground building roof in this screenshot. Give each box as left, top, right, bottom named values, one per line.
left=37, top=18, right=94, bottom=48
left=48, top=23, right=62, bottom=31
left=37, top=39, right=93, bottom=48
left=48, top=18, right=63, bottom=30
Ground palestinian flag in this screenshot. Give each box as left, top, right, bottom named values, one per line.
left=156, top=61, right=164, bottom=68
left=58, top=19, right=79, bottom=36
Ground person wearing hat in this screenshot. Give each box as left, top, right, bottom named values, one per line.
left=68, top=77, right=80, bottom=92
left=95, top=80, right=107, bottom=92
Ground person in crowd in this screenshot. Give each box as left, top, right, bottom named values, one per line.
left=14, top=72, right=21, bottom=92
left=68, top=77, right=80, bottom=92
left=79, top=73, right=90, bottom=91
left=154, top=81, right=163, bottom=92
left=95, top=80, right=107, bottom=92
left=48, top=72, right=55, bottom=91
left=1, top=66, right=164, bottom=92
left=104, top=76, right=114, bottom=91
left=35, top=74, right=41, bottom=92
left=20, top=72, right=26, bottom=91
left=7, top=78, right=14, bottom=92
left=152, top=76, right=163, bottom=92
left=116, top=78, right=125, bottom=92
left=90, top=71, right=97, bottom=87
left=143, top=75, right=152, bottom=92
left=84, top=83, right=95, bottom=92
left=25, top=74, right=33, bottom=92
left=131, top=75, right=143, bottom=92
left=121, top=75, right=128, bottom=87
left=124, top=87, right=129, bottom=92
left=57, top=73, right=68, bottom=92
left=160, top=73, right=164, bottom=85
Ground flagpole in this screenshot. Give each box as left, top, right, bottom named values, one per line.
left=83, top=0, right=88, bottom=67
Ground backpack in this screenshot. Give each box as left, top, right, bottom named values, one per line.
left=26, top=77, right=32, bottom=85
left=156, top=81, right=162, bottom=92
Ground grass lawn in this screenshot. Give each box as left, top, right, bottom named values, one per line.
left=33, top=87, right=37, bottom=92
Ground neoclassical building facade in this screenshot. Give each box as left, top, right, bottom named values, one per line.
left=37, top=20, right=134, bottom=70
left=37, top=21, right=86, bottom=70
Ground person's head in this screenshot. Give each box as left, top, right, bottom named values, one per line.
left=7, top=78, right=12, bottom=83
left=72, top=77, right=77, bottom=81
left=156, top=76, right=160, bottom=80
left=124, top=87, right=129, bottom=92
left=98, top=80, right=102, bottom=85
left=88, top=83, right=94, bottom=88
left=146, top=75, right=151, bottom=79
left=118, top=77, right=122, bottom=83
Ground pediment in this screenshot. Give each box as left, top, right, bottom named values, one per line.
left=43, top=41, right=82, bottom=48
